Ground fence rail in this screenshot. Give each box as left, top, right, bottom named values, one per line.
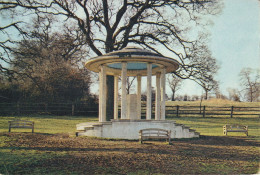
left=0, top=103, right=259, bottom=117
left=0, top=103, right=98, bottom=116
left=165, top=105, right=260, bottom=118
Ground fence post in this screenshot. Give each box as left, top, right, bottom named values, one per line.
left=230, top=106, right=234, bottom=118
left=72, top=104, right=75, bottom=116
left=176, top=105, right=179, bottom=117
left=203, top=106, right=206, bottom=118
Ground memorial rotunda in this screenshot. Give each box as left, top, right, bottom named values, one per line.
left=76, top=47, right=199, bottom=139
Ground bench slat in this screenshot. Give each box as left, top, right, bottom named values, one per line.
left=223, top=124, right=248, bottom=136
left=139, top=128, right=171, bottom=144
left=8, top=120, right=34, bottom=133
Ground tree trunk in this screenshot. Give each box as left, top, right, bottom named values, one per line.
left=171, top=94, right=175, bottom=101
left=205, top=90, right=208, bottom=100
left=171, top=88, right=176, bottom=101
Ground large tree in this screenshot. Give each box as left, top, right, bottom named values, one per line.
left=239, top=68, right=260, bottom=102
left=1, top=0, right=222, bottom=119
left=188, top=41, right=219, bottom=99
left=9, top=16, right=92, bottom=103
left=167, top=74, right=183, bottom=101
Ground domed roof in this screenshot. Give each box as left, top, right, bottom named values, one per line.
left=85, top=46, right=179, bottom=76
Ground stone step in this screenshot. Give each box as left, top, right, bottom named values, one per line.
left=85, top=126, right=94, bottom=130
left=175, top=122, right=200, bottom=137
left=76, top=120, right=200, bottom=139
left=195, top=132, right=200, bottom=136
left=189, top=129, right=196, bottom=132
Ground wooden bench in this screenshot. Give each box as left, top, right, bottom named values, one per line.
left=223, top=124, right=248, bottom=136
left=8, top=120, right=34, bottom=133
left=139, top=128, right=171, bottom=144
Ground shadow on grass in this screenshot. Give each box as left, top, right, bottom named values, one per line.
left=1, top=132, right=259, bottom=175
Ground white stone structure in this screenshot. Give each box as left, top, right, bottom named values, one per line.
left=77, top=46, right=199, bottom=139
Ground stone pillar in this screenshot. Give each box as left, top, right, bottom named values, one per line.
left=146, top=63, right=152, bottom=120
left=137, top=75, right=142, bottom=119
left=99, top=65, right=107, bottom=122
left=114, top=75, right=119, bottom=119
left=121, top=62, right=127, bottom=119
left=155, top=72, right=161, bottom=120
left=160, top=67, right=166, bottom=120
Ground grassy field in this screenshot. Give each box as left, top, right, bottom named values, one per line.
left=166, top=98, right=260, bottom=107
left=0, top=100, right=259, bottom=174
left=0, top=115, right=97, bottom=134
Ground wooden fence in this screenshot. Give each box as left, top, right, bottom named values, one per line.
left=0, top=103, right=98, bottom=116
left=0, top=103, right=259, bottom=117
left=164, top=105, right=260, bottom=118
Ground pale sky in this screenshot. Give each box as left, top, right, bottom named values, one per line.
left=177, top=0, right=260, bottom=97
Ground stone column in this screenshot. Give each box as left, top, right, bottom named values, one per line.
left=146, top=63, right=152, bottom=120
left=155, top=72, right=161, bottom=120
left=121, top=62, right=127, bottom=119
left=114, top=75, right=119, bottom=119
left=99, top=65, right=107, bottom=122
left=99, top=71, right=102, bottom=122
left=160, top=67, right=166, bottom=120
left=137, top=75, right=142, bottom=119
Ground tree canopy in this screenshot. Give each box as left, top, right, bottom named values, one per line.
left=1, top=0, right=222, bottom=77
left=0, top=15, right=92, bottom=103
left=0, top=0, right=223, bottom=115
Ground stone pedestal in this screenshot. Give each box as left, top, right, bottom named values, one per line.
left=127, top=94, right=137, bottom=119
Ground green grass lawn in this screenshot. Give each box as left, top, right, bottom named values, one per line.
left=0, top=115, right=98, bottom=134
left=0, top=100, right=259, bottom=174
left=1, top=115, right=259, bottom=140
left=166, top=98, right=260, bottom=107
left=169, top=116, right=260, bottom=140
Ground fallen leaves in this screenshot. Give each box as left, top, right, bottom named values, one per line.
left=1, top=133, right=259, bottom=174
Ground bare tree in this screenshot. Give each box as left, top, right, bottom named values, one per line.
left=0, top=3, right=27, bottom=75
left=126, top=77, right=136, bottom=94
left=239, top=68, right=260, bottom=102
left=167, top=74, right=183, bottom=101
left=190, top=44, right=219, bottom=100
left=1, top=0, right=223, bottom=119
left=227, top=88, right=241, bottom=102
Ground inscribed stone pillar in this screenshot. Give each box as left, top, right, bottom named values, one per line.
left=160, top=67, right=166, bottom=120
left=146, top=63, right=152, bottom=120
left=114, top=76, right=119, bottom=119
left=155, top=72, right=161, bottom=120
left=121, top=62, right=127, bottom=119
left=127, top=94, right=137, bottom=119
